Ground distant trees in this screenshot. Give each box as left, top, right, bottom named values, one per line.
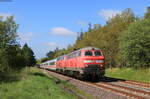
left=40, top=57, right=49, bottom=63
left=73, top=8, right=136, bottom=68
left=43, top=7, right=150, bottom=69
left=0, top=16, right=25, bottom=74
left=0, top=16, right=36, bottom=76
left=118, top=7, right=150, bottom=68
left=38, top=47, right=60, bottom=63
left=46, top=51, right=55, bottom=59
left=101, top=8, right=136, bottom=68
left=144, top=7, right=150, bottom=19
left=119, top=18, right=150, bottom=68
left=22, top=43, right=36, bottom=66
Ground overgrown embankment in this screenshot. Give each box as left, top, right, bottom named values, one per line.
left=0, top=68, right=85, bottom=99
left=105, top=68, right=150, bottom=83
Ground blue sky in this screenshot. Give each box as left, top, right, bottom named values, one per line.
left=0, top=0, right=150, bottom=59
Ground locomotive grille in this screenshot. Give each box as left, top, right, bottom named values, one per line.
left=83, top=64, right=104, bottom=72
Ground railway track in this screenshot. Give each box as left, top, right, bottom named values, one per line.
left=42, top=69, right=150, bottom=99
left=122, top=80, right=150, bottom=88
left=92, top=82, right=150, bottom=99
left=92, top=83, right=145, bottom=99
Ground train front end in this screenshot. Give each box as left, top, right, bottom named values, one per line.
left=81, top=47, right=105, bottom=79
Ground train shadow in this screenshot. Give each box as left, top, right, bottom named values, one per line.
left=85, top=76, right=126, bottom=83
left=100, top=76, right=126, bottom=82
left=41, top=69, right=126, bottom=83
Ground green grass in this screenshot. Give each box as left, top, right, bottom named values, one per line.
left=0, top=68, right=77, bottom=99
left=105, top=68, right=150, bottom=83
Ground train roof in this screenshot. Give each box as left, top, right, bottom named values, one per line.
left=64, top=47, right=101, bottom=56
left=41, top=58, right=57, bottom=64
left=47, top=58, right=57, bottom=62
left=56, top=47, right=101, bottom=58
left=79, top=47, right=100, bottom=50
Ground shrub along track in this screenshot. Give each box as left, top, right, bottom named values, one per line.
left=41, top=69, right=150, bottom=99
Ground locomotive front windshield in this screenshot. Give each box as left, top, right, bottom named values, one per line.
left=85, top=51, right=93, bottom=56
left=94, top=51, right=102, bottom=56
left=84, top=50, right=102, bottom=56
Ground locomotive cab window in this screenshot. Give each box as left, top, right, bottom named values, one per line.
left=49, top=62, right=55, bottom=65
left=85, top=51, right=92, bottom=56
left=94, top=51, right=102, bottom=56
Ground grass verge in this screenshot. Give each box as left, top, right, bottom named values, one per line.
left=0, top=67, right=80, bottom=99
left=105, top=68, right=150, bottom=83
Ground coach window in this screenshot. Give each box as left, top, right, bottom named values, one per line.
left=50, top=62, right=55, bottom=65
left=94, top=51, right=102, bottom=56
left=67, top=55, right=69, bottom=59
left=73, top=53, right=76, bottom=58
left=79, top=51, right=81, bottom=56
left=85, top=51, right=93, bottom=56
left=71, top=54, right=73, bottom=58
left=57, top=57, right=60, bottom=61
left=77, top=51, right=81, bottom=57
left=68, top=55, right=70, bottom=59
left=71, top=54, right=74, bottom=58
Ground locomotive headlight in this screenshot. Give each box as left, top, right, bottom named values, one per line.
left=84, top=60, right=93, bottom=63
left=96, top=60, right=104, bottom=63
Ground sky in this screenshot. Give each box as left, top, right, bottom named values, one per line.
left=0, top=0, right=150, bottom=59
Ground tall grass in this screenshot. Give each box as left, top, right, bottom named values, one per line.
left=105, top=68, right=150, bottom=83
left=0, top=68, right=77, bottom=99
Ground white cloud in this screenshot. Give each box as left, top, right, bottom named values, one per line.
left=50, top=27, right=76, bottom=36
left=19, top=32, right=34, bottom=42
left=46, top=42, right=58, bottom=48
left=98, top=9, right=121, bottom=20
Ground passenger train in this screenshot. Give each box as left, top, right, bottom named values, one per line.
left=40, top=47, right=105, bottom=79
left=40, top=59, right=57, bottom=70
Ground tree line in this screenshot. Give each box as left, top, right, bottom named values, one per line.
left=0, top=16, right=36, bottom=77
left=42, top=8, right=150, bottom=69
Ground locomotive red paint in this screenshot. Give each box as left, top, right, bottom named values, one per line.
left=40, top=47, right=105, bottom=79
left=56, top=47, right=105, bottom=79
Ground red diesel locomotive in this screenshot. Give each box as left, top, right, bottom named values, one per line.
left=56, top=47, right=105, bottom=79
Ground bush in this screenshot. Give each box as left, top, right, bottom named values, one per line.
left=119, top=19, right=150, bottom=68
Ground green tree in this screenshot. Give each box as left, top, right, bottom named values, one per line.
left=74, top=8, right=136, bottom=68
left=0, top=16, right=26, bottom=74
left=88, top=22, right=92, bottom=32
left=40, top=57, right=49, bottom=63
left=0, top=16, right=18, bottom=48
left=93, top=24, right=101, bottom=30
left=22, top=43, right=36, bottom=66
left=46, top=51, right=55, bottom=59
left=144, top=7, right=150, bottom=19
left=119, top=19, right=150, bottom=68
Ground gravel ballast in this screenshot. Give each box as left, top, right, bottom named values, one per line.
left=44, top=70, right=131, bottom=99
